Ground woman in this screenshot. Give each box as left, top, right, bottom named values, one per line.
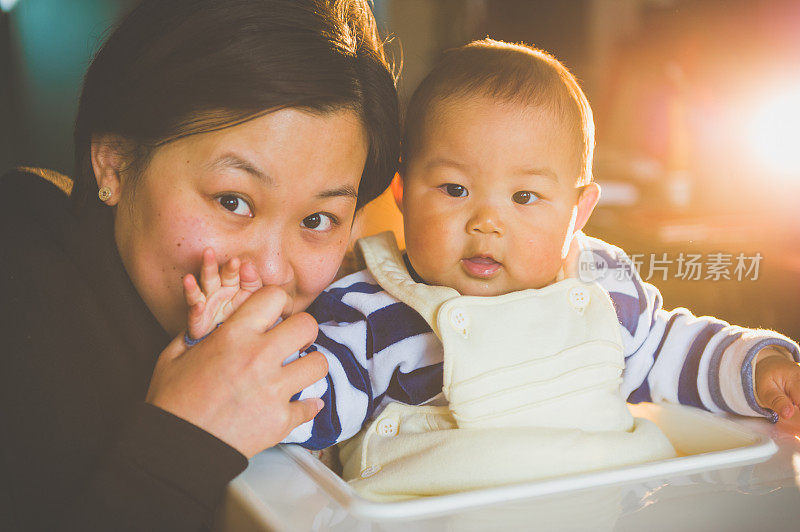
left=0, top=0, right=399, bottom=530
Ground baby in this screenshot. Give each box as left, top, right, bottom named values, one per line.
left=184, top=40, right=800, bottom=498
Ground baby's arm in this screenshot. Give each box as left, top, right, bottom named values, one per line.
left=279, top=285, right=379, bottom=449
left=582, top=235, right=800, bottom=421
left=279, top=329, right=374, bottom=449
left=282, top=270, right=443, bottom=449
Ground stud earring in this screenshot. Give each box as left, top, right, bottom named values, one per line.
left=98, top=186, right=112, bottom=202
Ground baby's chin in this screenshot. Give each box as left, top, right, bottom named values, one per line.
left=442, top=273, right=559, bottom=297
left=417, top=264, right=559, bottom=296
left=442, top=278, right=522, bottom=297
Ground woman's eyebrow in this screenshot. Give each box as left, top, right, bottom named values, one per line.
left=209, top=153, right=273, bottom=185
left=316, top=185, right=358, bottom=201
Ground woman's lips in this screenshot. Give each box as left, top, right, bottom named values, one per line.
left=461, top=256, right=502, bottom=278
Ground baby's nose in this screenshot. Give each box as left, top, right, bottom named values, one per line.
left=467, top=207, right=505, bottom=235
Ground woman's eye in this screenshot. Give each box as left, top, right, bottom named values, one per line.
left=512, top=191, right=540, bottom=205
left=441, top=183, right=468, bottom=197
left=301, top=212, right=336, bottom=232
left=217, top=194, right=253, bottom=217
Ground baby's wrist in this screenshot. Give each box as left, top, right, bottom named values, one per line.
left=755, top=346, right=794, bottom=370
left=184, top=322, right=222, bottom=347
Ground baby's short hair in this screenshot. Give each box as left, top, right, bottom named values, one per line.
left=402, top=39, right=594, bottom=185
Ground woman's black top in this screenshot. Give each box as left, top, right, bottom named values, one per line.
left=0, top=168, right=249, bottom=531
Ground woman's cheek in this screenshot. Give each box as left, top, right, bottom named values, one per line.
left=162, top=216, right=239, bottom=296
left=295, top=244, right=348, bottom=310
left=167, top=216, right=220, bottom=266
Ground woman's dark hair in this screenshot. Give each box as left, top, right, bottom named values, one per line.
left=73, top=0, right=400, bottom=210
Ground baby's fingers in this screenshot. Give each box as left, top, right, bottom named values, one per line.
left=184, top=274, right=208, bottom=339
left=761, top=386, right=795, bottom=420
left=183, top=274, right=206, bottom=308
left=228, top=262, right=263, bottom=313
left=220, top=257, right=241, bottom=288
left=784, top=374, right=800, bottom=413
left=239, top=261, right=263, bottom=292
left=200, top=248, right=222, bottom=294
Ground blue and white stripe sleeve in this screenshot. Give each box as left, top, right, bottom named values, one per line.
left=586, top=235, right=800, bottom=421
left=279, top=321, right=373, bottom=450
left=281, top=270, right=442, bottom=449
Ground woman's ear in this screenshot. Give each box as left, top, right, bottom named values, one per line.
left=390, top=172, right=404, bottom=214
left=90, top=134, right=130, bottom=206
left=574, top=182, right=600, bottom=233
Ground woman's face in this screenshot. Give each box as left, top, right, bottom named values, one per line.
left=110, top=109, right=367, bottom=336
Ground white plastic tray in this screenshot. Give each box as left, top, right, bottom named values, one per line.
left=276, top=403, right=777, bottom=521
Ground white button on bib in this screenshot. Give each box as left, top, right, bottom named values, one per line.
left=375, top=418, right=399, bottom=437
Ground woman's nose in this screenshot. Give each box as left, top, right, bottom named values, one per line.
left=466, top=206, right=505, bottom=236
left=249, top=239, right=295, bottom=287
left=258, top=254, right=294, bottom=286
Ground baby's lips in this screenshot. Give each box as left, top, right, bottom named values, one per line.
left=461, top=256, right=503, bottom=278
left=465, top=256, right=500, bottom=265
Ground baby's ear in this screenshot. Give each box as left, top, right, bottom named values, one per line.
left=390, top=172, right=404, bottom=214
left=574, top=182, right=600, bottom=232
left=90, top=133, right=133, bottom=206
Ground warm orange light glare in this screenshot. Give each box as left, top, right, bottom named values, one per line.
left=748, top=90, right=800, bottom=178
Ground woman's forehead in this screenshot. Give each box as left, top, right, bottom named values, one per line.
left=146, top=108, right=367, bottom=191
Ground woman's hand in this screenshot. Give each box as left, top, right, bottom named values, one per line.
left=145, top=285, right=327, bottom=458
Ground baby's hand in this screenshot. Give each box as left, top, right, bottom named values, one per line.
left=182, top=248, right=263, bottom=341
left=755, top=349, right=800, bottom=420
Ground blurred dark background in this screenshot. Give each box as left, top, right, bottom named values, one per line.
left=2, top=0, right=798, bottom=339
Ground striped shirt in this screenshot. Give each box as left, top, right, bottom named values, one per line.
left=284, top=234, right=799, bottom=450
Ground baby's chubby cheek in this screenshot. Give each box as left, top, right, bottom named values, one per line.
left=518, top=239, right=564, bottom=286
left=404, top=227, right=449, bottom=273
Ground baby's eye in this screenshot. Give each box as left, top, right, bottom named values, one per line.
left=217, top=194, right=253, bottom=217
left=440, top=183, right=468, bottom=198
left=301, top=212, right=337, bottom=232
left=512, top=191, right=540, bottom=205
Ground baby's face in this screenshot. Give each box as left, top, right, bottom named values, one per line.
left=401, top=96, right=587, bottom=296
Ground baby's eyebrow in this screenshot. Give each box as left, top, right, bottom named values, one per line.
left=425, top=157, right=469, bottom=172
left=517, top=167, right=558, bottom=180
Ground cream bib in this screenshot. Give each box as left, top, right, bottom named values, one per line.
left=340, top=232, right=675, bottom=501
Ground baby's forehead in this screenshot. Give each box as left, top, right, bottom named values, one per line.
left=429, top=92, right=565, bottom=125
left=417, top=94, right=581, bottom=171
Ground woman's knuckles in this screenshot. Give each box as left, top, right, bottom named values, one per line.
left=227, top=285, right=287, bottom=328
left=280, top=312, right=319, bottom=343
left=300, top=351, right=328, bottom=381
left=275, top=410, right=295, bottom=439
left=256, top=285, right=290, bottom=313
left=279, top=352, right=327, bottom=393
